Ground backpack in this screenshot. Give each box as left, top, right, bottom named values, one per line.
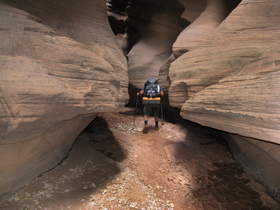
left=144, top=79, right=161, bottom=98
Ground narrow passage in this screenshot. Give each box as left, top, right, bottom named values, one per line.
left=1, top=113, right=278, bottom=210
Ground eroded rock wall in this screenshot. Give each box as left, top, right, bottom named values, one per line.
left=227, top=135, right=280, bottom=201
left=0, top=0, right=128, bottom=196
left=170, top=0, right=280, bottom=144
left=173, top=0, right=240, bottom=52
left=127, top=0, right=187, bottom=89
left=168, top=0, right=280, bottom=200
left=159, top=0, right=238, bottom=92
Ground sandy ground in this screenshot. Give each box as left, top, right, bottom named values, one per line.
left=0, top=112, right=279, bottom=210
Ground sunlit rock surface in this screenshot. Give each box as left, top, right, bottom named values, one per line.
left=159, top=0, right=239, bottom=91
left=169, top=0, right=280, bottom=144
left=127, top=0, right=186, bottom=89
left=1, top=0, right=279, bottom=202
left=0, top=0, right=128, bottom=196
left=173, top=0, right=240, bottom=52
left=169, top=0, right=280, bottom=200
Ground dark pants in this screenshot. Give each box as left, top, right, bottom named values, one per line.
left=143, top=104, right=160, bottom=117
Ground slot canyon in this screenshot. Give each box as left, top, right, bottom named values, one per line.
left=0, top=0, right=279, bottom=209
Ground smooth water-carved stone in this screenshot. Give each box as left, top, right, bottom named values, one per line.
left=169, top=0, right=280, bottom=145
left=0, top=0, right=128, bottom=196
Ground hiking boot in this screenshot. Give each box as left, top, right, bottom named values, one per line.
left=142, top=126, right=148, bottom=134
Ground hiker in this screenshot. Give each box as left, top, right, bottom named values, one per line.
left=137, top=78, right=164, bottom=133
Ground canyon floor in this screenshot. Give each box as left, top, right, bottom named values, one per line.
left=0, top=113, right=279, bottom=210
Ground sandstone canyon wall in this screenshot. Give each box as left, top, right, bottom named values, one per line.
left=127, top=0, right=187, bottom=89
left=168, top=0, right=280, bottom=200
left=160, top=0, right=239, bottom=94
left=0, top=0, right=279, bottom=202
left=0, top=0, right=128, bottom=196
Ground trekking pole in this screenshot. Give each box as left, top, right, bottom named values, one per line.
left=161, top=101, right=164, bottom=125
left=134, top=95, right=139, bottom=128
left=135, top=95, right=138, bottom=111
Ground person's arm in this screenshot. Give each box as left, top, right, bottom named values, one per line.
left=137, top=89, right=144, bottom=96
left=159, top=86, right=164, bottom=96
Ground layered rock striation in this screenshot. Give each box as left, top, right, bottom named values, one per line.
left=160, top=0, right=239, bottom=92
left=170, top=0, right=280, bottom=144
left=1, top=0, right=280, bottom=202
left=173, top=0, right=240, bottom=53
left=127, top=0, right=187, bottom=89
left=0, top=0, right=128, bottom=196
left=168, top=0, right=280, bottom=200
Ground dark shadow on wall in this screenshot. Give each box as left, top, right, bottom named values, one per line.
left=225, top=0, right=242, bottom=18
left=126, top=82, right=177, bottom=120
left=85, top=116, right=126, bottom=162
left=0, top=116, right=126, bottom=209
left=107, top=0, right=190, bottom=109
left=126, top=83, right=141, bottom=108
left=125, top=0, right=190, bottom=89
left=168, top=119, right=275, bottom=209
left=227, top=134, right=280, bottom=203
left=124, top=0, right=190, bottom=110
left=169, top=82, right=189, bottom=108
left=126, top=82, right=187, bottom=125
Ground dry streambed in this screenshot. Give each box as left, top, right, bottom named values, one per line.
left=0, top=113, right=278, bottom=210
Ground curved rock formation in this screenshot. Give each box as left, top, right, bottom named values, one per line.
left=0, top=0, right=128, bottom=196
left=0, top=0, right=279, bottom=203
left=159, top=0, right=240, bottom=92
left=178, top=0, right=206, bottom=23
left=168, top=0, right=280, bottom=199
left=173, top=0, right=240, bottom=53
left=127, top=0, right=187, bottom=89
left=170, top=0, right=280, bottom=144
left=228, top=135, right=280, bottom=201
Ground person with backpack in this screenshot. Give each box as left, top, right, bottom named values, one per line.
left=137, top=78, right=164, bottom=133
